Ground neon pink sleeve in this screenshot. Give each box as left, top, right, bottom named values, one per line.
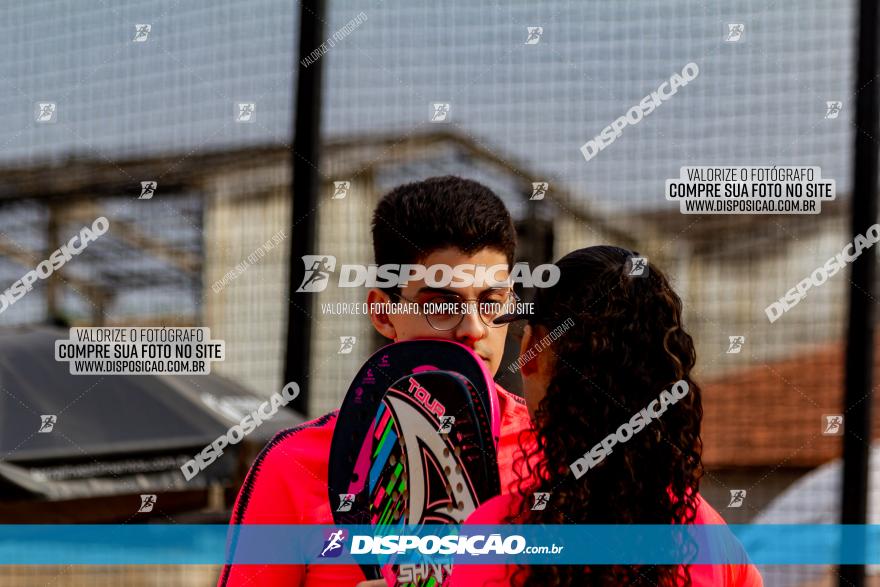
left=218, top=425, right=313, bottom=587
left=217, top=413, right=366, bottom=587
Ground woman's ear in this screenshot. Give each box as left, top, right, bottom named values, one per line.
left=367, top=289, right=397, bottom=340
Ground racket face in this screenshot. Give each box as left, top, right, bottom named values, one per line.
left=368, top=371, right=500, bottom=587
left=367, top=371, right=500, bottom=527
left=329, top=339, right=499, bottom=523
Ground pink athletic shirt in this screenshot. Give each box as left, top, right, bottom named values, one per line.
left=218, top=385, right=534, bottom=587
left=444, top=492, right=764, bottom=587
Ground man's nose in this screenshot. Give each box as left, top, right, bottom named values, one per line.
left=454, top=305, right=487, bottom=342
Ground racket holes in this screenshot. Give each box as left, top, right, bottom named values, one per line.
left=456, top=482, right=463, bottom=493
left=442, top=448, right=450, bottom=457
left=456, top=501, right=464, bottom=509
left=390, top=455, right=397, bottom=466
left=453, top=446, right=461, bottom=456
left=454, top=465, right=462, bottom=474
left=444, top=466, right=451, bottom=475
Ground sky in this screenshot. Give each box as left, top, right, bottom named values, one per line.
left=0, top=0, right=855, bottom=213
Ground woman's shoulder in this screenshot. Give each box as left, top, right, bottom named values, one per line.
left=693, top=492, right=727, bottom=525
left=468, top=491, right=727, bottom=525
left=691, top=493, right=765, bottom=586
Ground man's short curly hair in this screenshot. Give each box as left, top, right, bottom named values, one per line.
left=372, top=176, right=516, bottom=267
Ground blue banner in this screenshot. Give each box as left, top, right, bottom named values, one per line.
left=1, top=524, right=879, bottom=565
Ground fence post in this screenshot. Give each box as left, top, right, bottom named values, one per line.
left=839, top=0, right=879, bottom=584
left=285, top=0, right=326, bottom=416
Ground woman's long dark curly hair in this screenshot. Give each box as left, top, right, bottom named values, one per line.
left=511, top=245, right=703, bottom=587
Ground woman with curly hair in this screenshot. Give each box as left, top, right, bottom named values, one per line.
left=446, top=245, right=762, bottom=587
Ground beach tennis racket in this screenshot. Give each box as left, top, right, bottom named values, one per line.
left=328, top=340, right=501, bottom=582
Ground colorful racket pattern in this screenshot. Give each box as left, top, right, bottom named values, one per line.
left=368, top=371, right=498, bottom=527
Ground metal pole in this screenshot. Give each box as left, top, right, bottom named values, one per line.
left=285, top=0, right=325, bottom=416
left=839, top=0, right=879, bottom=584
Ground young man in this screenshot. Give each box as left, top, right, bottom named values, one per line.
left=218, top=176, right=534, bottom=587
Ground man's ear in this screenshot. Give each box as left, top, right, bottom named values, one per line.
left=367, top=289, right=397, bottom=340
